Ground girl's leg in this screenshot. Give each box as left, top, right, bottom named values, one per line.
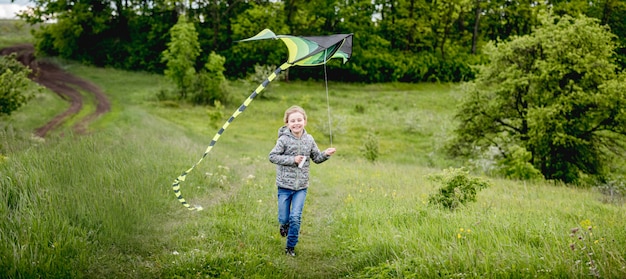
left=277, top=188, right=293, bottom=231
left=286, top=188, right=307, bottom=249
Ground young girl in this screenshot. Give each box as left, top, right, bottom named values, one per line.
left=269, top=105, right=336, bottom=256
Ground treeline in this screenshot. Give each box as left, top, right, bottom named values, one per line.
left=19, top=0, right=626, bottom=83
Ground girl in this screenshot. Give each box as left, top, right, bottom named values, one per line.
left=269, top=105, right=336, bottom=256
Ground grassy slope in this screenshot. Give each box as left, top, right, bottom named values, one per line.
left=1, top=44, right=625, bottom=278
left=0, top=20, right=36, bottom=48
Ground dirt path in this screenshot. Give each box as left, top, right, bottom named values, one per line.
left=0, top=44, right=111, bottom=137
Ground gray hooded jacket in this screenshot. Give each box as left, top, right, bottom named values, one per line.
left=269, top=126, right=330, bottom=190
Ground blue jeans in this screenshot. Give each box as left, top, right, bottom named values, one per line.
left=277, top=188, right=307, bottom=248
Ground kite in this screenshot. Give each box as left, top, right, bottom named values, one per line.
left=171, top=29, right=353, bottom=210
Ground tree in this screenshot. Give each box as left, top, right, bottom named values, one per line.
left=162, top=15, right=201, bottom=99
left=0, top=54, right=37, bottom=116
left=228, top=1, right=288, bottom=79
left=450, top=13, right=626, bottom=184
left=377, top=0, right=432, bottom=52
left=480, top=0, right=543, bottom=42
left=430, top=0, right=472, bottom=60
left=191, top=52, right=229, bottom=106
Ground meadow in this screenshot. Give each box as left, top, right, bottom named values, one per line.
left=1, top=21, right=626, bottom=278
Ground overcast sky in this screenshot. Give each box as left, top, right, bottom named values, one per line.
left=0, top=0, right=31, bottom=19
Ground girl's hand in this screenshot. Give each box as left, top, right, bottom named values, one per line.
left=295, top=155, right=306, bottom=164
left=325, top=148, right=336, bottom=156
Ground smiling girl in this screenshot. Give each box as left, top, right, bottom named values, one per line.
left=269, top=105, right=336, bottom=256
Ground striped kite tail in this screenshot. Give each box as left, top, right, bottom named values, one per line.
left=172, top=63, right=292, bottom=211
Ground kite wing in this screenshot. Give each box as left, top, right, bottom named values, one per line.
left=239, top=29, right=353, bottom=66
left=172, top=29, right=353, bottom=211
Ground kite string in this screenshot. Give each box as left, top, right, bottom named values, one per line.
left=324, top=49, right=333, bottom=147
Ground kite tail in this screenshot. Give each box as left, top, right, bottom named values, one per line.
left=172, top=62, right=292, bottom=211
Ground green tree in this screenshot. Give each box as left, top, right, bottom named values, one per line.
left=0, top=54, right=37, bottom=116
left=430, top=0, right=472, bottom=60
left=551, top=0, right=626, bottom=70
left=21, top=0, right=178, bottom=72
left=191, top=52, right=229, bottom=105
left=450, top=13, right=626, bottom=184
left=480, top=0, right=544, bottom=42
left=162, top=15, right=201, bottom=99
left=228, top=1, right=288, bottom=79
left=376, top=0, right=431, bottom=52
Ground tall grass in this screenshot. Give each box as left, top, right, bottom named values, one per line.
left=0, top=109, right=194, bottom=277
left=0, top=20, right=38, bottom=48
left=1, top=59, right=625, bottom=278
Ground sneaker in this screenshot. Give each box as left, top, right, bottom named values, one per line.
left=285, top=247, right=296, bottom=257
left=280, top=224, right=289, bottom=237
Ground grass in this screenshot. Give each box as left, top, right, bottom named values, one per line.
left=0, top=19, right=38, bottom=48
left=1, top=51, right=625, bottom=278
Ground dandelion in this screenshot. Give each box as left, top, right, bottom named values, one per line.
left=457, top=233, right=462, bottom=239
left=579, top=219, right=592, bottom=229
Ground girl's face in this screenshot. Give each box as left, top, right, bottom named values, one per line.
left=286, top=112, right=306, bottom=136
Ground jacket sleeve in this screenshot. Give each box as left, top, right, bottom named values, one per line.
left=269, top=137, right=296, bottom=166
left=309, top=136, right=330, bottom=164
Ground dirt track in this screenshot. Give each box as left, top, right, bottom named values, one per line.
left=0, top=44, right=111, bottom=137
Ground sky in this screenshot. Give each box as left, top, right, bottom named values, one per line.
left=0, top=0, right=31, bottom=19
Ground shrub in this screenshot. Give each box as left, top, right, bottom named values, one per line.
left=190, top=52, right=230, bottom=106
left=0, top=53, right=37, bottom=116
left=206, top=101, right=225, bottom=129
left=497, top=145, right=544, bottom=181
left=428, top=167, right=491, bottom=210
left=245, top=64, right=284, bottom=99
left=361, top=131, right=379, bottom=163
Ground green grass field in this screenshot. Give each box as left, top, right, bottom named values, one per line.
left=0, top=20, right=38, bottom=48
left=1, top=48, right=625, bottom=277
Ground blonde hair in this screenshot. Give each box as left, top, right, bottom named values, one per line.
left=284, top=105, right=307, bottom=123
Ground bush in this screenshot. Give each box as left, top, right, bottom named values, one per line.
left=190, top=72, right=229, bottom=105
left=0, top=53, right=38, bottom=116
left=497, top=145, right=544, bottom=181
left=428, top=167, right=491, bottom=210
left=360, top=131, right=379, bottom=163
left=244, top=64, right=285, bottom=99
left=190, top=52, right=230, bottom=106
